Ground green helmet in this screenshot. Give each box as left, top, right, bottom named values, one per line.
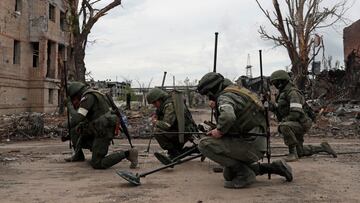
left=223, top=78, right=233, bottom=87
left=147, top=88, right=168, bottom=104
left=270, top=70, right=290, bottom=82
left=197, top=72, right=224, bottom=95
left=67, top=81, right=87, bottom=98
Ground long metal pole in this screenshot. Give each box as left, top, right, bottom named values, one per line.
left=140, top=154, right=203, bottom=177
left=213, top=32, right=218, bottom=73
left=161, top=71, right=167, bottom=90
left=63, top=59, right=72, bottom=149
left=211, top=32, right=219, bottom=122
left=259, top=49, right=271, bottom=180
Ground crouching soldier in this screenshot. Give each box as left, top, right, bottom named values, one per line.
left=269, top=70, right=337, bottom=162
left=63, top=81, right=138, bottom=169
left=197, top=72, right=293, bottom=189
left=146, top=88, right=198, bottom=163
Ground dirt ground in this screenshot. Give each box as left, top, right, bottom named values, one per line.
left=1, top=138, right=360, bottom=203
left=1, top=109, right=360, bottom=203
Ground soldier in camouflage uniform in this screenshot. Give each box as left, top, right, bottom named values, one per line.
left=146, top=88, right=198, bottom=161
left=197, top=72, right=293, bottom=189
left=64, top=81, right=138, bottom=169
left=269, top=70, right=337, bottom=162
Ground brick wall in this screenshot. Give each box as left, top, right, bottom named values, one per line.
left=0, top=0, right=69, bottom=115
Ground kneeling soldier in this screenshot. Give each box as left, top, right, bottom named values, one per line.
left=197, top=72, right=293, bottom=188
left=64, top=81, right=138, bottom=169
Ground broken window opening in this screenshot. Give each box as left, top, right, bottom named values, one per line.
left=58, top=44, right=65, bottom=79
left=32, top=42, right=39, bottom=68
left=15, top=0, right=22, bottom=12
left=60, top=11, right=66, bottom=31
left=46, top=40, right=56, bottom=78
left=48, top=89, right=54, bottom=104
left=49, top=4, right=56, bottom=22
left=13, top=40, right=20, bottom=64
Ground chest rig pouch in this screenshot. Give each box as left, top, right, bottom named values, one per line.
left=82, top=90, right=117, bottom=138
left=223, top=85, right=266, bottom=134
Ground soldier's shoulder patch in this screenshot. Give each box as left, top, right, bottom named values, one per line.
left=80, top=96, right=87, bottom=102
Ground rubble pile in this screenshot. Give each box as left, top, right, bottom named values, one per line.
left=123, top=108, right=153, bottom=138
left=308, top=101, right=360, bottom=138
left=311, top=49, right=360, bottom=101
left=0, top=113, right=65, bottom=142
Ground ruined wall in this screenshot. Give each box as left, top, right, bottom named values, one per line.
left=343, top=19, right=360, bottom=100
left=0, top=0, right=69, bottom=115
left=344, top=20, right=360, bottom=59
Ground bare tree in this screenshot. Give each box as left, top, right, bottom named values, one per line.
left=68, top=0, right=122, bottom=81
left=255, top=0, right=349, bottom=90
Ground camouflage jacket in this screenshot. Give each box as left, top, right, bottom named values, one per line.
left=155, top=96, right=197, bottom=132
left=67, top=89, right=115, bottom=129
left=274, top=82, right=311, bottom=124
left=215, top=85, right=267, bottom=150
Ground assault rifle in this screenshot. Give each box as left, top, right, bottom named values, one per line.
left=105, top=93, right=134, bottom=148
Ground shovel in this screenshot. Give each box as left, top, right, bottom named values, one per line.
left=116, top=154, right=202, bottom=186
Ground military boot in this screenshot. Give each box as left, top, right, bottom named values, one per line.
left=64, top=149, right=85, bottom=162
left=154, top=152, right=172, bottom=165
left=99, top=152, right=127, bottom=169
left=320, top=142, right=337, bottom=158
left=224, top=165, right=256, bottom=189
left=296, top=143, right=304, bottom=158
left=224, top=171, right=256, bottom=189
left=268, top=159, right=293, bottom=182
left=258, top=160, right=293, bottom=181
left=126, top=148, right=138, bottom=169
left=223, top=167, right=235, bottom=181
left=285, top=146, right=299, bottom=162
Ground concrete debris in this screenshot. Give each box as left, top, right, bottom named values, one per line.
left=308, top=101, right=360, bottom=138
left=310, top=49, right=360, bottom=101
left=0, top=112, right=64, bottom=142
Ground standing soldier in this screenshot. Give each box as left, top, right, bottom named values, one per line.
left=63, top=81, right=138, bottom=169
left=269, top=70, right=337, bottom=162
left=197, top=72, right=292, bottom=189
left=146, top=88, right=198, bottom=163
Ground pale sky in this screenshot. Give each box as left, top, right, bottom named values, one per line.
left=85, top=0, right=360, bottom=87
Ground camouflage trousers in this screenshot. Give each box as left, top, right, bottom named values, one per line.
left=70, top=122, right=126, bottom=169
left=278, top=120, right=325, bottom=156
left=198, top=136, right=265, bottom=179
left=155, top=132, right=192, bottom=153
left=278, top=120, right=311, bottom=147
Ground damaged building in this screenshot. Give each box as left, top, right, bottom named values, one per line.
left=0, top=0, right=70, bottom=114
left=310, top=19, right=360, bottom=101
left=343, top=19, right=360, bottom=99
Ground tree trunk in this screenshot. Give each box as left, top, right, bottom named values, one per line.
left=73, top=41, right=86, bottom=82
left=291, top=61, right=308, bottom=91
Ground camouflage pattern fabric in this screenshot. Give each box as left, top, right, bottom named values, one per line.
left=67, top=89, right=127, bottom=169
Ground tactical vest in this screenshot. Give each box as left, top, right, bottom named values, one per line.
left=81, top=89, right=117, bottom=138
left=82, top=89, right=113, bottom=121
left=219, top=85, right=266, bottom=134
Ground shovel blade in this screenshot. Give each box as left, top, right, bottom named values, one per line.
left=116, top=170, right=141, bottom=186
